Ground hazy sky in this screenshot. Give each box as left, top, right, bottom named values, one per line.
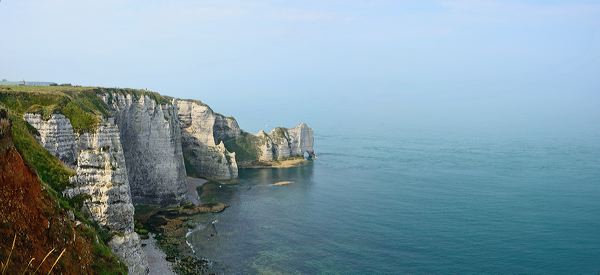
left=1, top=0, right=599, bottom=137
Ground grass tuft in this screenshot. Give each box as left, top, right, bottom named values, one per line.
left=34, top=248, right=55, bottom=274
left=1, top=234, right=16, bottom=275
left=47, top=248, right=66, bottom=275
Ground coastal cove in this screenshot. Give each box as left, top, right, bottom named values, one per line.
left=0, top=86, right=316, bottom=274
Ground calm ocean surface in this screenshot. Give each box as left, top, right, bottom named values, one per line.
left=188, top=131, right=600, bottom=274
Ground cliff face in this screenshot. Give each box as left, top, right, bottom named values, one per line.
left=259, top=124, right=315, bottom=161
left=102, top=93, right=187, bottom=205
left=287, top=123, right=315, bottom=157
left=23, top=113, right=78, bottom=166
left=175, top=99, right=239, bottom=180
left=1, top=109, right=126, bottom=274
left=213, top=114, right=242, bottom=144
left=228, top=123, right=315, bottom=166
left=24, top=113, right=148, bottom=274
left=5, top=86, right=316, bottom=274
left=67, top=118, right=148, bottom=274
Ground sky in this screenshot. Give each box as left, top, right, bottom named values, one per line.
left=1, top=0, right=599, bottom=138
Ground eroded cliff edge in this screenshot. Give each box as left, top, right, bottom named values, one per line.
left=175, top=99, right=239, bottom=180
left=1, top=85, right=316, bottom=274
left=23, top=113, right=149, bottom=274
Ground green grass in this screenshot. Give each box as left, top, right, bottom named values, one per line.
left=0, top=85, right=192, bottom=274
left=80, top=224, right=128, bottom=275
left=0, top=85, right=172, bottom=134
left=223, top=131, right=263, bottom=162
left=0, top=86, right=109, bottom=133
left=8, top=112, right=74, bottom=191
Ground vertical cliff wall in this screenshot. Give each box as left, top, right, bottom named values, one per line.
left=287, top=123, right=315, bottom=157
left=23, top=113, right=78, bottom=166
left=24, top=113, right=148, bottom=274
left=102, top=93, right=187, bottom=205
left=213, top=114, right=242, bottom=144
left=174, top=99, right=239, bottom=180
left=67, top=118, right=148, bottom=274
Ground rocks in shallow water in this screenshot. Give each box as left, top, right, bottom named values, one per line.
left=102, top=93, right=187, bottom=206
left=19, top=89, right=316, bottom=274
left=23, top=113, right=78, bottom=166
left=175, top=99, right=239, bottom=180
left=135, top=203, right=224, bottom=275
left=273, top=181, right=294, bottom=186
left=173, top=256, right=214, bottom=275
left=180, top=202, right=229, bottom=214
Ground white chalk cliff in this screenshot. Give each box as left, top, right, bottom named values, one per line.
left=253, top=123, right=316, bottom=163
left=175, top=99, right=239, bottom=180
left=25, top=114, right=149, bottom=274
left=22, top=89, right=315, bottom=274
left=23, top=113, right=78, bottom=166
left=102, top=93, right=187, bottom=205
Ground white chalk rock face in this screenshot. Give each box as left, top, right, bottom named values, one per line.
left=67, top=118, right=148, bottom=274
left=287, top=123, right=315, bottom=157
left=102, top=93, right=187, bottom=205
left=109, top=233, right=149, bottom=275
left=23, top=113, right=78, bottom=165
left=68, top=119, right=135, bottom=231
left=213, top=115, right=242, bottom=144
left=255, top=123, right=316, bottom=162
left=174, top=99, right=239, bottom=180
left=257, top=130, right=274, bottom=162
left=25, top=114, right=148, bottom=274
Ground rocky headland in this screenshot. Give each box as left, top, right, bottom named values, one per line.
left=0, top=85, right=315, bottom=274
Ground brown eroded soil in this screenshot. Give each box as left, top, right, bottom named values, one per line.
left=0, top=111, right=125, bottom=274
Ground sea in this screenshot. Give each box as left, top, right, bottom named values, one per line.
left=187, top=130, right=600, bottom=274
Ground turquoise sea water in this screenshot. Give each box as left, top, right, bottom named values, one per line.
left=188, top=132, right=600, bottom=274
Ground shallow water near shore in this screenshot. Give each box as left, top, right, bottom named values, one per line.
left=187, top=131, right=600, bottom=273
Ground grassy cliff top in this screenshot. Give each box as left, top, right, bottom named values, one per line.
left=0, top=85, right=109, bottom=134
left=101, top=87, right=172, bottom=105
left=0, top=85, right=172, bottom=133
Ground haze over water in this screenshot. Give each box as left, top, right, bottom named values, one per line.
left=188, top=128, right=600, bottom=273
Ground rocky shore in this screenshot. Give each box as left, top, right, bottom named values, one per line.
left=134, top=178, right=228, bottom=274
left=239, top=157, right=312, bottom=169
left=0, top=86, right=315, bottom=274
